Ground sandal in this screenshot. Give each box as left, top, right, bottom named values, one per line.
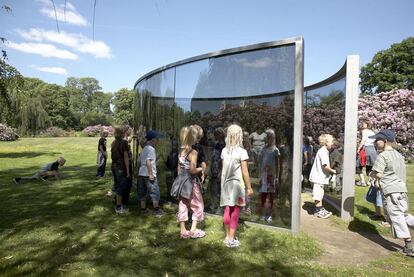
left=180, top=230, right=193, bottom=239
left=190, top=229, right=206, bottom=239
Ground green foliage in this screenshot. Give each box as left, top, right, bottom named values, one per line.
left=80, top=111, right=112, bottom=127
left=0, top=60, right=24, bottom=124
left=360, top=37, right=414, bottom=94
left=113, top=88, right=134, bottom=125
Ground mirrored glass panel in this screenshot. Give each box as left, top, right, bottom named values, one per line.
left=135, top=44, right=296, bottom=230
left=303, top=76, right=346, bottom=206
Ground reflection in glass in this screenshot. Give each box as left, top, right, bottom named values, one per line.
left=134, top=44, right=296, bottom=229
left=303, top=76, right=346, bottom=204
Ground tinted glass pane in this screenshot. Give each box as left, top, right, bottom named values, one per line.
left=136, top=44, right=296, bottom=230
left=303, top=76, right=346, bottom=205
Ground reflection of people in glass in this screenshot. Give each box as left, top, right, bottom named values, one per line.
left=177, top=126, right=205, bottom=239
left=328, top=139, right=343, bottom=193
left=356, top=121, right=377, bottom=186
left=258, top=129, right=280, bottom=223
left=309, top=134, right=336, bottom=219
left=191, top=125, right=207, bottom=185
left=207, top=127, right=226, bottom=213
left=220, top=124, right=253, bottom=248
left=249, top=129, right=266, bottom=173
left=302, top=136, right=314, bottom=189
left=165, top=139, right=179, bottom=198
left=242, top=131, right=253, bottom=215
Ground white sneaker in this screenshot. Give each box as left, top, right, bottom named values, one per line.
left=260, top=215, right=267, bottom=221
left=266, top=216, right=273, bottom=223
left=315, top=208, right=331, bottom=219
left=225, top=239, right=240, bottom=248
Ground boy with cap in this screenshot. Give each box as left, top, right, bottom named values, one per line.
left=137, top=130, right=164, bottom=216
left=369, top=129, right=414, bottom=257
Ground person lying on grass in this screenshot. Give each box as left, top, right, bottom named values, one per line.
left=14, top=157, right=66, bottom=184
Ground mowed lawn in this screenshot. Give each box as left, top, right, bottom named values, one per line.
left=0, top=138, right=414, bottom=276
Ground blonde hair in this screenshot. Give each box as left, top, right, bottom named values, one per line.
left=180, top=126, right=197, bottom=149
left=318, top=134, right=334, bottom=146
left=191, top=124, right=204, bottom=141
left=265, top=129, right=276, bottom=147
left=225, top=124, right=243, bottom=149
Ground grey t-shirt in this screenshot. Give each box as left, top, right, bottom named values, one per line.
left=139, top=144, right=157, bottom=177
left=372, top=149, right=407, bottom=195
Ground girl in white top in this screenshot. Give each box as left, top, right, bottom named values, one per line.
left=357, top=121, right=378, bottom=186
left=220, top=124, right=253, bottom=247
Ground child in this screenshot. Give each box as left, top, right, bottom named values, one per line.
left=122, top=126, right=133, bottom=208
left=221, top=124, right=253, bottom=247
left=242, top=131, right=253, bottom=215
left=111, top=126, right=130, bottom=214
left=14, top=157, right=66, bottom=183
left=329, top=139, right=343, bottom=193
left=369, top=129, right=414, bottom=257
left=309, top=134, right=336, bottom=219
left=96, top=130, right=108, bottom=178
left=208, top=127, right=226, bottom=213
left=258, top=129, right=280, bottom=223
left=176, top=126, right=206, bottom=239
left=137, top=130, right=163, bottom=216
left=356, top=121, right=377, bottom=186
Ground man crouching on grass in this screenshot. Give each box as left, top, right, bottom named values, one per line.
left=14, top=157, right=66, bottom=184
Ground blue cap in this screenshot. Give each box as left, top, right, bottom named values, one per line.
left=145, top=130, right=162, bottom=140
left=368, top=129, right=396, bottom=141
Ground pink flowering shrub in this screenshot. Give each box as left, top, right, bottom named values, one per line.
left=0, top=123, right=19, bottom=141
left=82, top=125, right=114, bottom=137
left=358, top=89, right=414, bottom=162
left=39, top=126, right=68, bottom=137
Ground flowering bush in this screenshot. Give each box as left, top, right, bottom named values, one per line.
left=82, top=125, right=114, bottom=137
left=39, top=126, right=68, bottom=137
left=358, top=89, right=414, bottom=162
left=0, top=123, right=19, bottom=141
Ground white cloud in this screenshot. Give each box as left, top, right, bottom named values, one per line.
left=29, top=64, right=68, bottom=75
left=7, top=41, right=78, bottom=60
left=233, top=57, right=273, bottom=68
left=38, top=0, right=88, bottom=26
left=17, top=28, right=113, bottom=59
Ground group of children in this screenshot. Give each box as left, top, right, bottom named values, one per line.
left=11, top=122, right=413, bottom=255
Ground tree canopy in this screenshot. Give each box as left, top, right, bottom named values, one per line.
left=360, top=37, right=414, bottom=94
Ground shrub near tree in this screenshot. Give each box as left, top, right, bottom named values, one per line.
left=0, top=123, right=19, bottom=141
left=358, top=89, right=414, bottom=162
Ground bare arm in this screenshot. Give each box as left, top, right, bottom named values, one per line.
left=357, top=130, right=367, bottom=152
left=323, top=164, right=336, bottom=175
left=241, top=160, right=253, bottom=196
left=124, top=151, right=130, bottom=178
left=189, top=151, right=202, bottom=175
left=146, top=159, right=153, bottom=180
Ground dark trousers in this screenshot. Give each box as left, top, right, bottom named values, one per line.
left=122, top=164, right=133, bottom=206
left=96, top=157, right=107, bottom=177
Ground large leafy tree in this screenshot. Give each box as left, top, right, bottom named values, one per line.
left=113, top=88, right=134, bottom=125
left=0, top=60, right=23, bottom=124
left=360, top=37, right=414, bottom=94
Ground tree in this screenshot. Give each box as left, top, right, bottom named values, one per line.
left=0, top=60, right=23, bottom=124
left=113, top=88, right=134, bottom=125
left=360, top=37, right=414, bottom=94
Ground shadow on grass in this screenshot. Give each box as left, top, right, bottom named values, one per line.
left=0, top=151, right=61, bottom=159
left=0, top=163, right=322, bottom=276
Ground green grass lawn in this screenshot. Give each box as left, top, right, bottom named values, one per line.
left=1, top=138, right=414, bottom=276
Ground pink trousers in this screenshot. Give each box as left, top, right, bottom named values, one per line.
left=177, top=183, right=204, bottom=222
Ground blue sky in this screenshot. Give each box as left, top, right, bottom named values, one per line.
left=1, top=0, right=413, bottom=93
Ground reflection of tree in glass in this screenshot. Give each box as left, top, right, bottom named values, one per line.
left=304, top=89, right=345, bottom=143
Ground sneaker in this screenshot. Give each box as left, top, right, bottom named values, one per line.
left=260, top=215, right=267, bottom=221
left=378, top=221, right=391, bottom=228
left=226, top=239, right=240, bottom=248
left=266, top=216, right=273, bottom=223
left=122, top=206, right=129, bottom=213
left=402, top=246, right=414, bottom=257
left=243, top=207, right=252, bottom=215
left=180, top=230, right=193, bottom=239
left=315, top=209, right=332, bottom=219
left=106, top=191, right=113, bottom=197
left=152, top=208, right=165, bottom=217
left=190, top=229, right=206, bottom=239
left=14, top=177, right=21, bottom=184
left=115, top=206, right=127, bottom=214
left=140, top=208, right=151, bottom=215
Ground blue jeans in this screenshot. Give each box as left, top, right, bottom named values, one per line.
left=137, top=176, right=160, bottom=202
left=112, top=169, right=128, bottom=196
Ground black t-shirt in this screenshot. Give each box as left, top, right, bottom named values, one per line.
left=50, top=161, right=59, bottom=171
left=192, top=143, right=206, bottom=167
left=111, top=138, right=129, bottom=170
left=98, top=137, right=107, bottom=152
